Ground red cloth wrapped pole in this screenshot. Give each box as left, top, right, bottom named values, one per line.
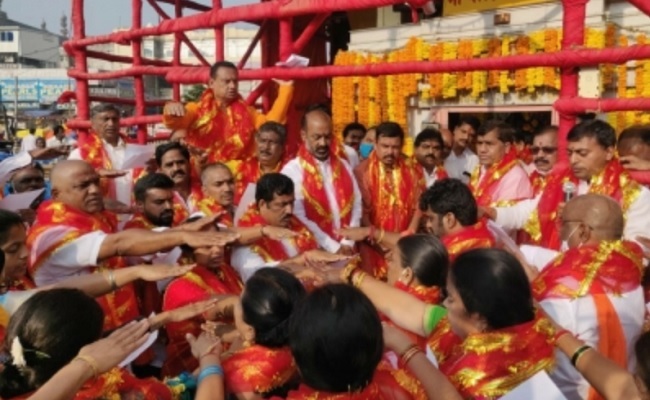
left=132, top=0, right=148, bottom=144
left=555, top=97, right=650, bottom=113
left=627, top=0, right=650, bottom=17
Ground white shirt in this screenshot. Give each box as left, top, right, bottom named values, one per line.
left=69, top=138, right=134, bottom=206
left=0, top=152, right=32, bottom=186
left=495, top=180, right=650, bottom=245
left=344, top=145, right=360, bottom=170
left=421, top=165, right=443, bottom=188
left=231, top=238, right=299, bottom=283
left=281, top=155, right=362, bottom=253
left=30, top=228, right=107, bottom=286
left=20, top=135, right=38, bottom=153
left=46, top=136, right=65, bottom=148
left=444, top=148, right=478, bottom=184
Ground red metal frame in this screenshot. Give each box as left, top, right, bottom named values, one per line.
left=64, top=0, right=650, bottom=159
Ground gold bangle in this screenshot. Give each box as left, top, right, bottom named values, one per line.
left=108, top=270, right=117, bottom=291
left=352, top=270, right=367, bottom=288
left=399, top=344, right=421, bottom=366
left=377, top=228, right=385, bottom=244
left=340, top=263, right=357, bottom=284
left=73, top=355, right=99, bottom=379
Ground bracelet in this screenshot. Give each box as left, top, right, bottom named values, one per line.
left=340, top=263, right=357, bottom=284
left=107, top=270, right=117, bottom=291
left=570, top=345, right=592, bottom=367
left=399, top=344, right=421, bottom=367
left=198, top=365, right=223, bottom=385
left=553, top=329, right=571, bottom=343
left=352, top=270, right=367, bottom=288
left=73, top=355, right=99, bottom=379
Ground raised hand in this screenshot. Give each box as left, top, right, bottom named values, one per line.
left=136, top=264, right=195, bottom=282
left=186, top=332, right=223, bottom=360
left=98, top=169, right=128, bottom=179
left=164, top=102, right=186, bottom=117
left=620, top=155, right=650, bottom=171
left=148, top=298, right=218, bottom=331
left=305, top=249, right=352, bottom=265
left=183, top=231, right=240, bottom=247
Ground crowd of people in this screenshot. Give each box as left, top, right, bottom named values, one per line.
left=0, top=60, right=650, bottom=399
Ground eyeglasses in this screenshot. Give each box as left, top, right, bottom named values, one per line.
left=530, top=146, right=558, bottom=155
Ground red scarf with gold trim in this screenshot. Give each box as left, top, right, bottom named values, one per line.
left=469, top=149, right=523, bottom=207
left=524, top=160, right=642, bottom=250
left=237, top=203, right=319, bottom=262
left=189, top=89, right=257, bottom=162
left=123, top=212, right=156, bottom=230
left=428, top=315, right=555, bottom=400
left=441, top=220, right=496, bottom=262
left=26, top=201, right=139, bottom=331
left=394, top=281, right=441, bottom=304
left=172, top=183, right=203, bottom=226
left=224, top=346, right=296, bottom=395
left=231, top=157, right=284, bottom=205
left=529, top=169, right=547, bottom=196
left=189, top=192, right=234, bottom=226
left=298, top=146, right=355, bottom=239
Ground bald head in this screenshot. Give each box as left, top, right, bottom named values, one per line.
left=301, top=109, right=332, bottom=161
left=563, top=194, right=624, bottom=242
left=201, top=163, right=235, bottom=207
left=51, top=160, right=104, bottom=213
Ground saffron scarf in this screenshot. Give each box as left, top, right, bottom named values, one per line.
left=297, top=145, right=355, bottom=239
left=26, top=201, right=139, bottom=331
left=469, top=148, right=523, bottom=207
left=230, top=157, right=284, bottom=205
left=523, top=160, right=642, bottom=250
left=441, top=220, right=496, bottom=262
left=223, top=346, right=296, bottom=395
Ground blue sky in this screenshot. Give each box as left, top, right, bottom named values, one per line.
left=2, top=0, right=253, bottom=35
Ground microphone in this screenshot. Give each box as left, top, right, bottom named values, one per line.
left=562, top=181, right=576, bottom=203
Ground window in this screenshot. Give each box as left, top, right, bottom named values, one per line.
left=0, top=32, right=14, bottom=42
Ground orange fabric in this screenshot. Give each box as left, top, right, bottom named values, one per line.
left=172, top=185, right=202, bottom=226
left=188, top=191, right=234, bottom=224
left=229, top=157, right=284, bottom=205
left=297, top=145, right=355, bottom=240
left=223, top=346, right=296, bottom=395
left=123, top=212, right=156, bottom=230
left=281, top=361, right=427, bottom=400
left=26, top=201, right=139, bottom=331
left=529, top=169, right=547, bottom=196
left=428, top=315, right=555, bottom=399
left=237, top=203, right=319, bottom=262
left=73, top=367, right=174, bottom=399
left=469, top=148, right=524, bottom=207
left=162, top=266, right=234, bottom=377
left=163, top=86, right=293, bottom=162
left=525, top=160, right=642, bottom=250
left=441, top=220, right=496, bottom=262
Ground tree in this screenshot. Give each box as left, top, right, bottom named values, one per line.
left=182, top=85, right=207, bottom=103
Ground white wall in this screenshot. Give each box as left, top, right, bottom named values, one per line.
left=18, top=29, right=60, bottom=66
left=0, top=28, right=18, bottom=54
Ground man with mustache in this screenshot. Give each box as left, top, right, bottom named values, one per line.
left=354, top=122, right=425, bottom=279
left=26, top=160, right=237, bottom=331
left=155, top=141, right=202, bottom=226
left=528, top=126, right=559, bottom=195
left=69, top=104, right=146, bottom=206
left=413, top=128, right=448, bottom=188
left=469, top=121, right=533, bottom=207
left=486, top=120, right=650, bottom=250
left=125, top=173, right=176, bottom=230
left=228, top=122, right=287, bottom=205
left=281, top=106, right=362, bottom=257
left=163, top=61, right=294, bottom=163
left=444, top=116, right=480, bottom=184
left=233, top=173, right=343, bottom=282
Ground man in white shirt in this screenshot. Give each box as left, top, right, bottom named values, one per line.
left=281, top=106, right=362, bottom=255
left=444, top=116, right=480, bottom=184
left=45, top=125, right=67, bottom=148
left=68, top=104, right=135, bottom=206
left=532, top=194, right=644, bottom=400
left=19, top=128, right=38, bottom=153
left=232, top=173, right=342, bottom=282
left=413, top=128, right=448, bottom=187
left=487, top=120, right=650, bottom=249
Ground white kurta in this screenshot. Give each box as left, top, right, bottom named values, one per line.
left=68, top=138, right=134, bottom=206
left=444, top=148, right=478, bottom=184
left=0, top=152, right=32, bottom=186
left=231, top=238, right=299, bottom=283
left=281, top=155, right=362, bottom=253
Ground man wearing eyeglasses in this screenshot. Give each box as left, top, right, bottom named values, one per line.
left=528, top=126, right=559, bottom=195
left=484, top=120, right=650, bottom=251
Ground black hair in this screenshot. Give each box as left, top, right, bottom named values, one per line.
left=0, top=210, right=24, bottom=247
left=619, top=125, right=650, bottom=146
left=419, top=178, right=478, bottom=226
left=90, top=103, right=120, bottom=118
left=396, top=234, right=448, bottom=287
left=258, top=121, right=287, bottom=145
left=0, top=289, right=104, bottom=398
left=342, top=122, right=366, bottom=139
left=209, top=60, right=237, bottom=79
left=375, top=121, right=405, bottom=142
left=415, top=128, right=443, bottom=148
left=477, top=120, right=515, bottom=143
left=450, top=249, right=535, bottom=330
left=300, top=104, right=332, bottom=130
left=532, top=125, right=559, bottom=140
left=133, top=173, right=175, bottom=203
left=255, top=173, right=294, bottom=204
left=241, top=268, right=306, bottom=348
left=566, top=119, right=617, bottom=149
left=52, top=125, right=65, bottom=135
left=513, top=130, right=533, bottom=146
left=155, top=141, right=190, bottom=166
left=454, top=116, right=480, bottom=133
left=289, top=284, right=382, bottom=393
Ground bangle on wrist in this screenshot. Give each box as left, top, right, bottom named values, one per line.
left=352, top=270, right=367, bottom=288
left=399, top=344, right=421, bottom=367
left=73, top=355, right=99, bottom=379
left=198, top=365, right=223, bottom=385
left=105, top=270, right=117, bottom=291
left=571, top=344, right=592, bottom=367
left=340, top=263, right=357, bottom=284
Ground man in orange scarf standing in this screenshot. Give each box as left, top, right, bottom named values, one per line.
left=487, top=120, right=650, bottom=250
left=532, top=194, right=644, bottom=400
left=68, top=104, right=145, bottom=207
left=26, top=160, right=237, bottom=331
left=470, top=121, right=533, bottom=207
left=227, top=121, right=287, bottom=205
left=528, top=126, right=559, bottom=196
left=281, top=106, right=362, bottom=256
left=162, top=61, right=293, bottom=163
left=354, top=122, right=424, bottom=279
